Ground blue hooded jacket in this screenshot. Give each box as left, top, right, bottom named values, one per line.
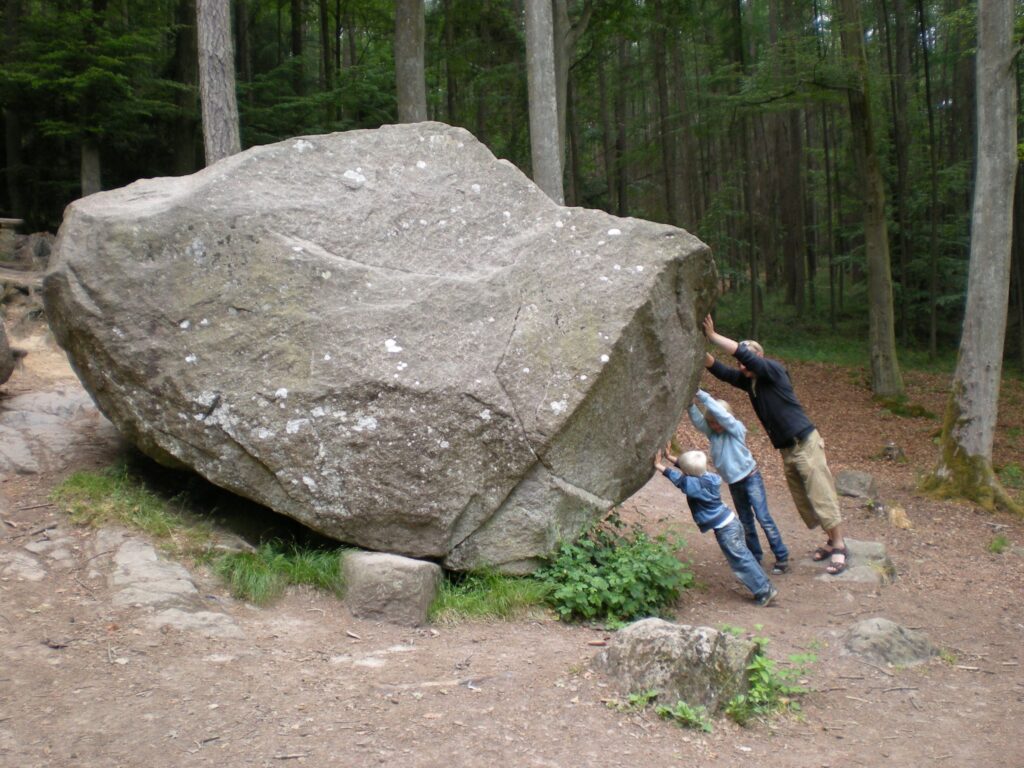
left=662, top=467, right=734, bottom=532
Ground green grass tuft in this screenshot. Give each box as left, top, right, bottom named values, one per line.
left=51, top=464, right=210, bottom=550
left=430, top=569, right=550, bottom=623
left=214, top=541, right=346, bottom=605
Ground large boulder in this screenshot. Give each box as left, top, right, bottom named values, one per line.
left=44, top=122, right=715, bottom=572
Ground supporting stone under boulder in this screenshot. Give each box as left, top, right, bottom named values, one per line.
left=44, top=122, right=715, bottom=572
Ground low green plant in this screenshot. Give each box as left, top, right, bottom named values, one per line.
left=214, top=541, right=345, bottom=605
left=725, top=647, right=811, bottom=726
left=536, top=514, right=693, bottom=626
left=875, top=396, right=936, bottom=419
left=430, top=569, right=550, bottom=623
left=719, top=624, right=744, bottom=637
left=997, top=462, right=1024, bottom=489
left=51, top=465, right=209, bottom=551
left=987, top=534, right=1010, bottom=554
left=606, top=689, right=660, bottom=713
left=655, top=700, right=714, bottom=732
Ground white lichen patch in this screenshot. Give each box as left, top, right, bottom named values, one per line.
left=256, top=427, right=275, bottom=440
left=385, top=339, right=403, bottom=353
left=311, top=407, right=326, bottom=418
left=293, top=139, right=315, bottom=153
left=286, top=418, right=309, bottom=435
left=275, top=388, right=289, bottom=399
left=353, top=415, right=378, bottom=432
left=185, top=354, right=197, bottom=364
left=179, top=320, right=190, bottom=330
left=608, top=228, right=622, bottom=236
left=479, top=409, right=492, bottom=421
left=550, top=400, right=568, bottom=415
left=302, top=476, right=317, bottom=491
left=342, top=169, right=366, bottom=189
left=601, top=354, right=610, bottom=363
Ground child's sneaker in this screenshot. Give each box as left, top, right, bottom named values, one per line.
left=771, top=560, right=789, bottom=575
left=755, top=586, right=779, bottom=607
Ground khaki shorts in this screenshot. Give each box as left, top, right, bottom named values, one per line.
left=780, top=429, right=842, bottom=531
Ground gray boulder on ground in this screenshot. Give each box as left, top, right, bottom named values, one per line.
left=843, top=617, right=938, bottom=666
left=592, top=618, right=758, bottom=712
left=342, top=551, right=442, bottom=626
left=0, top=321, right=19, bottom=385
left=835, top=469, right=878, bottom=499
left=43, top=122, right=715, bottom=572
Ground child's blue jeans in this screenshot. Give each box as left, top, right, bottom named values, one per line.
left=728, top=469, right=790, bottom=565
left=713, top=517, right=773, bottom=599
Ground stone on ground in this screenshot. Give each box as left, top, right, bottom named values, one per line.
left=592, top=617, right=758, bottom=712
left=843, top=617, right=938, bottom=666
left=342, top=551, right=442, bottom=627
left=835, top=469, right=878, bottom=499
left=812, top=538, right=896, bottom=585
left=44, top=122, right=715, bottom=572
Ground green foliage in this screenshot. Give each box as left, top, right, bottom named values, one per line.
left=986, top=535, right=1010, bottom=555
left=429, top=569, right=550, bottom=623
left=725, top=646, right=811, bottom=727
left=654, top=700, right=714, bottom=732
left=536, top=514, right=692, bottom=626
left=51, top=461, right=347, bottom=604
left=605, top=689, right=660, bottom=713
left=213, top=541, right=345, bottom=605
left=997, top=463, right=1024, bottom=490
left=875, top=397, right=936, bottom=420
left=51, top=464, right=208, bottom=550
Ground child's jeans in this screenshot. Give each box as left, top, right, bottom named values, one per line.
left=728, top=469, right=790, bottom=565
left=713, top=517, right=773, bottom=599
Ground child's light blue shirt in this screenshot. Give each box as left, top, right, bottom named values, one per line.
left=688, top=389, right=758, bottom=484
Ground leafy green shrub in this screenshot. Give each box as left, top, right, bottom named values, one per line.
left=430, top=569, right=550, bottom=623
left=655, top=700, right=714, bottom=732
left=536, top=516, right=692, bottom=626
left=214, top=541, right=345, bottom=605
left=725, top=647, right=810, bottom=726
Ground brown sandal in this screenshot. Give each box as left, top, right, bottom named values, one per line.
left=812, top=542, right=834, bottom=561
left=826, top=547, right=849, bottom=575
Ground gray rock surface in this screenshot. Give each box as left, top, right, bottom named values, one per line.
left=44, top=122, right=715, bottom=571
left=843, top=617, right=938, bottom=666
left=813, top=538, right=897, bottom=585
left=835, top=469, right=878, bottom=499
left=342, top=551, right=442, bottom=626
left=592, top=617, right=758, bottom=712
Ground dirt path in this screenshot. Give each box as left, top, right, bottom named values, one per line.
left=2, top=323, right=1023, bottom=768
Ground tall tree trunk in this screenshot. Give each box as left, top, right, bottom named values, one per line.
left=197, top=0, right=242, bottom=165
left=525, top=0, right=563, bottom=203
left=886, top=0, right=913, bottom=344
left=614, top=36, right=628, bottom=216
left=917, top=0, right=940, bottom=357
left=2, top=0, right=23, bottom=215
left=395, top=0, right=427, bottom=122
left=172, top=0, right=199, bottom=175
left=927, top=0, right=1020, bottom=514
left=290, top=0, right=304, bottom=94
left=597, top=52, right=616, bottom=212
left=838, top=0, right=904, bottom=397
left=234, top=0, right=252, bottom=86
left=80, top=139, right=101, bottom=197
left=565, top=77, right=583, bottom=206
left=442, top=0, right=457, bottom=121
left=652, top=0, right=678, bottom=226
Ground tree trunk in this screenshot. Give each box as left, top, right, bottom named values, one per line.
left=614, top=35, right=628, bottom=216
left=80, top=138, right=101, bottom=197
left=2, top=0, right=23, bottom=216
left=172, top=0, right=199, bottom=175
left=524, top=0, right=563, bottom=203
left=837, top=0, right=903, bottom=397
left=926, top=0, right=1020, bottom=514
left=197, top=0, right=242, bottom=165
left=291, top=0, right=304, bottom=94
left=395, top=0, right=427, bottom=122
left=917, top=0, right=940, bottom=357
left=597, top=52, right=616, bottom=212
left=652, top=1, right=678, bottom=226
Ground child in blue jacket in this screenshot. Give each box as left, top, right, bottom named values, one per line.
left=655, top=447, right=778, bottom=606
left=688, top=388, right=790, bottom=574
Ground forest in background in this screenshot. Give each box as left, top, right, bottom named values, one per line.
left=1, top=0, right=1022, bottom=366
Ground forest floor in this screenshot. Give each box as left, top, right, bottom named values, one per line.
left=2, top=309, right=1023, bottom=768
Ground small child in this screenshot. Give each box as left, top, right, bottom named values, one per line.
left=655, top=447, right=778, bottom=606
left=688, top=389, right=790, bottom=574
